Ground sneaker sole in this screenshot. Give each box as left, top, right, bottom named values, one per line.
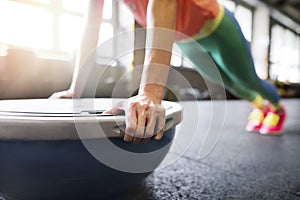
left=259, top=130, right=283, bottom=136
left=245, top=126, right=262, bottom=132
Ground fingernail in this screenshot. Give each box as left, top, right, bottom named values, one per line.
left=154, top=131, right=163, bottom=140
left=123, top=135, right=132, bottom=142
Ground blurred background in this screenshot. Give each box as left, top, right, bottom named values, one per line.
left=0, top=0, right=299, bottom=100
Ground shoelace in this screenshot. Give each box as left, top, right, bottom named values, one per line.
left=263, top=112, right=280, bottom=127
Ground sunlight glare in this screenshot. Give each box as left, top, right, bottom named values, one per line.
left=0, top=0, right=52, bottom=50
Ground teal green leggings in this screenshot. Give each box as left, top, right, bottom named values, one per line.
left=177, top=8, right=279, bottom=104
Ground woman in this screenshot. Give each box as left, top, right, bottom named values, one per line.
left=51, top=0, right=286, bottom=143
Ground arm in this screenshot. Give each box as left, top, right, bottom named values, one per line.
left=137, top=0, right=177, bottom=139
left=140, top=0, right=177, bottom=102
left=50, top=0, right=104, bottom=98
left=105, top=0, right=177, bottom=143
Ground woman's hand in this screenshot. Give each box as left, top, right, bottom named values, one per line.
left=49, top=90, right=74, bottom=99
left=103, top=93, right=166, bottom=144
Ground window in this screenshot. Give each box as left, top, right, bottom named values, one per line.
left=0, top=1, right=53, bottom=50
left=234, top=5, right=253, bottom=42
left=269, top=22, right=300, bottom=83
left=218, top=0, right=236, bottom=12
left=0, top=0, right=87, bottom=54
left=0, top=0, right=131, bottom=64
left=218, top=0, right=253, bottom=42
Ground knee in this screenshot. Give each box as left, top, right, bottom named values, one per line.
left=234, top=76, right=260, bottom=91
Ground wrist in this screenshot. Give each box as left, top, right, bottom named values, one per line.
left=138, top=83, right=165, bottom=104
left=67, top=87, right=75, bottom=95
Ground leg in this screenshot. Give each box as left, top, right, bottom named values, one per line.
left=176, top=41, right=259, bottom=101
left=196, top=7, right=286, bottom=134
left=177, top=6, right=286, bottom=134
left=197, top=8, right=280, bottom=107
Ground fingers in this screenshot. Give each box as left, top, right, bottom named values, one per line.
left=106, top=98, right=166, bottom=144
left=123, top=101, right=165, bottom=144
left=154, top=106, right=166, bottom=140
left=124, top=103, right=137, bottom=143
left=144, top=107, right=156, bottom=138
left=49, top=91, right=73, bottom=99
left=102, top=101, right=125, bottom=115
left=49, top=92, right=63, bottom=99
left=101, top=108, right=113, bottom=115
left=132, top=103, right=148, bottom=144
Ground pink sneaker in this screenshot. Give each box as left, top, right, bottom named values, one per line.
left=245, top=108, right=269, bottom=132
left=259, top=105, right=286, bottom=135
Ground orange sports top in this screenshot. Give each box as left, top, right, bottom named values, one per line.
left=122, top=0, right=219, bottom=39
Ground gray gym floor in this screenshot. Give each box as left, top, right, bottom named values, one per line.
left=1, top=99, right=299, bottom=200
left=111, top=99, right=300, bottom=200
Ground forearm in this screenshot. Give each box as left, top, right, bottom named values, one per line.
left=70, top=0, right=104, bottom=96
left=139, top=0, right=177, bottom=102
left=70, top=34, right=99, bottom=94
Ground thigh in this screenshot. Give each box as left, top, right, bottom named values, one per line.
left=197, top=8, right=260, bottom=88
left=176, top=41, right=225, bottom=87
